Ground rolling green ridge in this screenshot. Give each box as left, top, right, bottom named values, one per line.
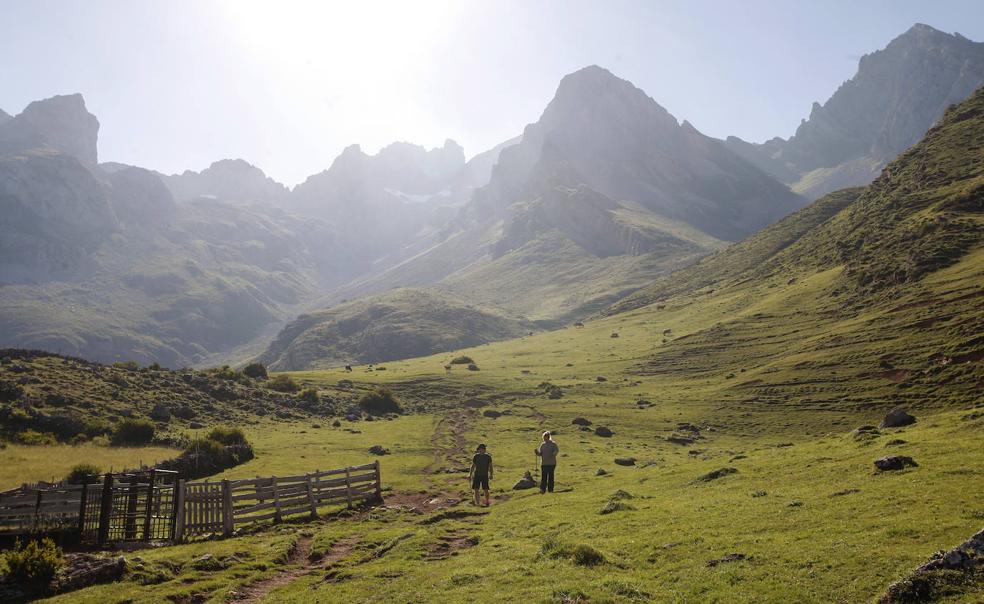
left=260, top=288, right=533, bottom=370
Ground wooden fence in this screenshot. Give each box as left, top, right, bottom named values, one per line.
left=0, top=461, right=381, bottom=545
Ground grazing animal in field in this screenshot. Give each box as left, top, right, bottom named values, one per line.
left=444, top=364, right=452, bottom=375
left=345, top=365, right=353, bottom=372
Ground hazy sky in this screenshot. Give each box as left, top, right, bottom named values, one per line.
left=3, top=0, right=984, bottom=185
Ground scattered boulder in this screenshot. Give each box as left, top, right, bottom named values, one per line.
left=695, top=467, right=738, bottom=483
left=572, top=417, right=592, bottom=426
left=594, top=426, right=614, bottom=437
left=881, top=528, right=984, bottom=603
left=595, top=468, right=608, bottom=476
left=599, top=499, right=633, bottom=515
left=879, top=408, right=916, bottom=429
left=55, top=554, right=127, bottom=593
left=482, top=409, right=502, bottom=418
left=874, top=455, right=918, bottom=471
left=596, top=376, right=607, bottom=382
left=191, top=554, right=227, bottom=572
left=885, top=439, right=908, bottom=446
left=331, top=419, right=342, bottom=427
left=610, top=332, right=619, bottom=338
left=667, top=434, right=699, bottom=445
left=614, top=457, right=636, bottom=466
left=512, top=471, right=537, bottom=490
left=368, top=445, right=389, bottom=456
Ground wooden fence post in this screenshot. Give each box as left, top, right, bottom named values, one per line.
left=124, top=480, right=139, bottom=539
left=374, top=461, right=382, bottom=502
left=143, top=469, right=156, bottom=540
left=33, top=489, right=44, bottom=533
left=77, top=483, right=88, bottom=537
left=97, top=473, right=114, bottom=546
left=304, top=474, right=318, bottom=520
left=221, top=480, right=233, bottom=536
left=271, top=476, right=282, bottom=523
left=172, top=479, right=186, bottom=543
left=344, top=467, right=353, bottom=509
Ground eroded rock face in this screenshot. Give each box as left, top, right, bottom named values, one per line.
left=0, top=93, right=99, bottom=164
left=161, top=158, right=288, bottom=204
left=724, top=24, right=984, bottom=199
left=472, top=65, right=803, bottom=243
left=0, top=150, right=118, bottom=282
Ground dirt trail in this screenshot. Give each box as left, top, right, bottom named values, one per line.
left=423, top=410, right=475, bottom=478
left=231, top=535, right=360, bottom=603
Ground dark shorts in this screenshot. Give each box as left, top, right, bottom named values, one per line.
left=472, top=474, right=489, bottom=490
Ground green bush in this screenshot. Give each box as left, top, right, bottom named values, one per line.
left=111, top=418, right=155, bottom=446
left=242, top=362, right=268, bottom=379
left=205, top=426, right=248, bottom=446
left=571, top=544, right=605, bottom=566
left=450, top=355, right=474, bottom=365
left=267, top=374, right=299, bottom=393
left=358, top=388, right=402, bottom=415
left=13, top=430, right=57, bottom=446
left=3, top=538, right=64, bottom=590
left=298, top=388, right=320, bottom=405
left=65, top=463, right=102, bottom=485
left=112, top=360, right=139, bottom=370
left=538, top=538, right=605, bottom=567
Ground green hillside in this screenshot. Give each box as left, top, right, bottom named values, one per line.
left=11, top=85, right=984, bottom=604
left=260, top=288, right=533, bottom=370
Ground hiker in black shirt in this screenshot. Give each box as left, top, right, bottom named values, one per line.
left=470, top=443, right=493, bottom=506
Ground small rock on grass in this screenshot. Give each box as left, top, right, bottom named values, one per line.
left=706, top=553, right=747, bottom=567
left=368, top=445, right=389, bottom=455
left=874, top=455, right=918, bottom=471
left=614, top=457, right=636, bottom=466
left=695, top=467, right=738, bottom=483
left=594, top=426, right=614, bottom=437
left=595, top=468, right=608, bottom=476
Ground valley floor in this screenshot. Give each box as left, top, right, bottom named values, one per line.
left=20, top=250, right=984, bottom=603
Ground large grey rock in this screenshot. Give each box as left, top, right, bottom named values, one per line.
left=879, top=408, right=916, bottom=429
left=0, top=93, right=100, bottom=164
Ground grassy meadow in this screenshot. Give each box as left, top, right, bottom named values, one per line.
left=24, top=240, right=982, bottom=603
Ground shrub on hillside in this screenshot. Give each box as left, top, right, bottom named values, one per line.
left=166, top=431, right=254, bottom=479
left=0, top=379, right=24, bottom=402
left=467, top=364, right=480, bottom=371
left=110, top=418, right=155, bottom=446
left=13, top=430, right=57, bottom=446
left=3, top=538, right=64, bottom=590
left=267, top=374, right=299, bottom=393
left=65, top=463, right=102, bottom=485
left=358, top=388, right=402, bottom=415
left=298, top=388, right=320, bottom=405
left=112, top=360, right=139, bottom=371
left=205, top=426, right=248, bottom=446
left=242, top=362, right=268, bottom=380
left=450, top=355, right=474, bottom=365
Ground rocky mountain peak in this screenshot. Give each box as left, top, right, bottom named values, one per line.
left=0, top=93, right=100, bottom=164
left=161, top=157, right=287, bottom=203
